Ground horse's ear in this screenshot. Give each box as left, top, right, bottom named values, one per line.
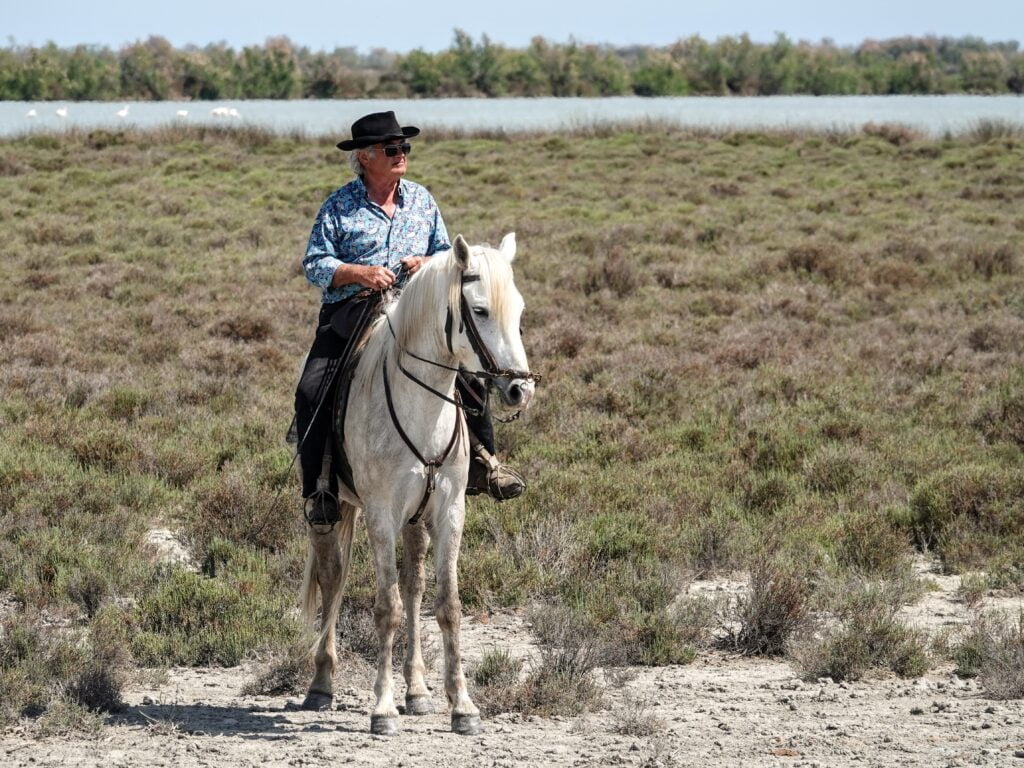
left=498, top=232, right=517, bottom=263
left=453, top=234, right=470, bottom=271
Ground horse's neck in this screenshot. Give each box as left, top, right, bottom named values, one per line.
left=369, top=316, right=461, bottom=453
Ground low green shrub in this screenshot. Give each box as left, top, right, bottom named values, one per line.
left=791, top=579, right=930, bottom=681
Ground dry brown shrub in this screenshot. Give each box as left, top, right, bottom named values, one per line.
left=962, top=244, right=1017, bottom=279
left=0, top=154, right=30, bottom=176
left=710, top=182, right=742, bottom=197
left=190, top=467, right=296, bottom=552
left=714, top=328, right=774, bottom=370
left=24, top=220, right=96, bottom=247
left=882, top=239, right=932, bottom=264
left=953, top=611, right=1024, bottom=698
left=870, top=259, right=920, bottom=289
left=0, top=309, right=39, bottom=341
left=582, top=248, right=641, bottom=298
left=210, top=314, right=274, bottom=343
left=782, top=243, right=848, bottom=284
left=727, top=556, right=813, bottom=655
left=967, top=322, right=1012, bottom=353
left=695, top=227, right=723, bottom=247
left=863, top=122, right=924, bottom=146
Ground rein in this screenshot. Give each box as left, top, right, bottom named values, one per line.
left=382, top=352, right=463, bottom=526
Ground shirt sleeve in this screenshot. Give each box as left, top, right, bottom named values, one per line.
left=302, top=201, right=344, bottom=288
left=426, top=197, right=451, bottom=256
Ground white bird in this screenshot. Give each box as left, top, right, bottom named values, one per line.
left=210, top=106, right=229, bottom=117
left=116, top=105, right=129, bottom=119
left=176, top=109, right=189, bottom=118
left=227, top=107, right=240, bottom=118
left=25, top=108, right=37, bottom=118
left=55, top=107, right=68, bottom=118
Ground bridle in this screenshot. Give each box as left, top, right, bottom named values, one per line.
left=381, top=268, right=540, bottom=525
left=384, top=271, right=541, bottom=417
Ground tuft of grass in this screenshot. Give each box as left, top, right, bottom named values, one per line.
left=0, top=603, right=131, bottom=727
left=952, top=611, right=1024, bottom=698
left=790, top=579, right=930, bottom=682
left=610, top=694, right=666, bottom=737
left=472, top=604, right=609, bottom=717
left=243, top=633, right=316, bottom=696
left=727, top=556, right=813, bottom=656
left=470, top=647, right=525, bottom=716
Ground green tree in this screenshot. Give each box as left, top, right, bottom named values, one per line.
left=238, top=37, right=300, bottom=98
left=120, top=36, right=176, bottom=100
left=632, top=51, right=688, bottom=96
left=961, top=51, right=1009, bottom=92
left=397, top=49, right=442, bottom=96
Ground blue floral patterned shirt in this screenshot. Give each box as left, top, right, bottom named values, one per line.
left=302, top=176, right=451, bottom=303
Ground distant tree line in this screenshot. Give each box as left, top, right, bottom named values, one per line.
left=2, top=31, right=1022, bottom=100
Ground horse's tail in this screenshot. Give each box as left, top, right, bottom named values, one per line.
left=299, top=503, right=357, bottom=646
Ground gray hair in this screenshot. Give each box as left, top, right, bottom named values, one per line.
left=347, top=146, right=374, bottom=177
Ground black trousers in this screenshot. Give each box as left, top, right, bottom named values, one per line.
left=294, top=299, right=495, bottom=498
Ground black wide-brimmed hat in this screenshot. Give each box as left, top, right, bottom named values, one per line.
left=336, top=111, right=420, bottom=151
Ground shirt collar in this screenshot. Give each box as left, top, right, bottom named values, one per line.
left=355, top=175, right=406, bottom=206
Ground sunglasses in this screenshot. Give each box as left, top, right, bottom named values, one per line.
left=382, top=142, right=412, bottom=157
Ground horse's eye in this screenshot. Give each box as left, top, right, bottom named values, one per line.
left=472, top=307, right=489, bottom=318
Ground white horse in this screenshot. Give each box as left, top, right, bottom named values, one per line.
left=298, top=233, right=535, bottom=735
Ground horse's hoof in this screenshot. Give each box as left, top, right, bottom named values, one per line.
left=370, top=714, right=399, bottom=735
left=300, top=691, right=334, bottom=711
left=451, top=712, right=482, bottom=735
left=404, top=695, right=434, bottom=716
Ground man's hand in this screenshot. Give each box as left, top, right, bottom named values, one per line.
left=400, top=256, right=429, bottom=275
left=356, top=265, right=396, bottom=290
left=332, top=263, right=395, bottom=290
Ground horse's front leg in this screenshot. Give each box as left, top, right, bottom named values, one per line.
left=433, top=502, right=481, bottom=735
left=401, top=521, right=433, bottom=715
left=367, top=518, right=403, bottom=735
left=302, top=520, right=344, bottom=710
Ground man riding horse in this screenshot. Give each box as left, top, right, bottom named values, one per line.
left=294, top=111, right=525, bottom=525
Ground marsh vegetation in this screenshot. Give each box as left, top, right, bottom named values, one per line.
left=1, top=121, right=1023, bottom=727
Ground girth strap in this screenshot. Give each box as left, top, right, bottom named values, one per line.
left=382, top=353, right=464, bottom=526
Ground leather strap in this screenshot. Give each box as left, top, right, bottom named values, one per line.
left=382, top=353, right=464, bottom=526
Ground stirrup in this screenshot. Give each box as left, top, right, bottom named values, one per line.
left=303, top=489, right=340, bottom=527
left=467, top=445, right=525, bottom=501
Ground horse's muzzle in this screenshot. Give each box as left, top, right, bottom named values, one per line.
left=496, top=377, right=534, bottom=408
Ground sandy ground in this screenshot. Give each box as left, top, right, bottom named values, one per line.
left=3, top=562, right=1023, bottom=768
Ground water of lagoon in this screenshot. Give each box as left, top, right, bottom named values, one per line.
left=3, top=95, right=1022, bottom=138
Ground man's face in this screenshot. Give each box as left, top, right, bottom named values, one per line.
left=361, top=139, right=409, bottom=184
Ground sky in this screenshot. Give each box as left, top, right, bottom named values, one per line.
left=4, top=0, right=1021, bottom=52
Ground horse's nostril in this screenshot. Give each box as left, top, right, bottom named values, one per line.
left=508, top=384, right=523, bottom=404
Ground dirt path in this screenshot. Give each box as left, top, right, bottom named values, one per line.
left=3, top=567, right=1023, bottom=768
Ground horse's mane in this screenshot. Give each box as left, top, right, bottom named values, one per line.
left=358, top=245, right=515, bottom=385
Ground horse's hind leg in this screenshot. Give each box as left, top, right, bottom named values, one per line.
left=301, top=505, right=353, bottom=711
left=433, top=509, right=481, bottom=735
left=367, top=519, right=403, bottom=735
left=400, top=522, right=433, bottom=715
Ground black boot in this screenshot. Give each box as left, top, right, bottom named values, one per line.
left=466, top=442, right=526, bottom=501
